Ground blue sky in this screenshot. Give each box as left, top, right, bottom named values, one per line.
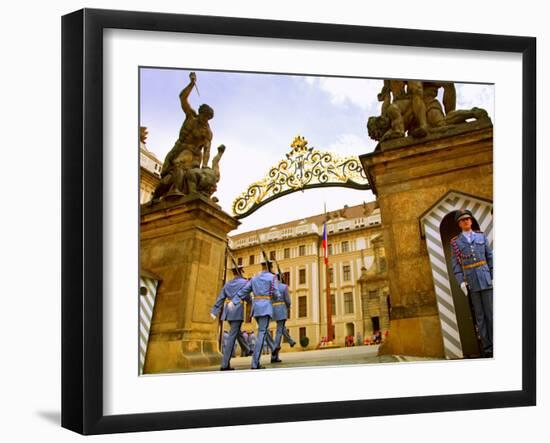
left=140, top=68, right=494, bottom=233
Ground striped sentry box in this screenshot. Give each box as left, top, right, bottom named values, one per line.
left=420, top=191, right=493, bottom=359
left=139, top=273, right=160, bottom=375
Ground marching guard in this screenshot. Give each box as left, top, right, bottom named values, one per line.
left=210, top=264, right=252, bottom=370
left=450, top=209, right=494, bottom=358
left=237, top=258, right=278, bottom=369
left=270, top=273, right=296, bottom=363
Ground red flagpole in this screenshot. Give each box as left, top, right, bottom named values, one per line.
left=322, top=213, right=334, bottom=343
left=325, top=254, right=333, bottom=342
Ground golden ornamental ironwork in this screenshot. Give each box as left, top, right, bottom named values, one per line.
left=232, top=135, right=370, bottom=219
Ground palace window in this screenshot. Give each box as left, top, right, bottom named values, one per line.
left=331, top=294, right=336, bottom=316
left=299, top=327, right=307, bottom=340
left=299, top=245, right=306, bottom=256
left=299, top=268, right=306, bottom=285
left=341, top=241, right=349, bottom=253
left=282, top=271, right=291, bottom=286
left=344, top=292, right=354, bottom=314
left=249, top=254, right=255, bottom=265
left=270, top=250, right=276, bottom=261
left=343, top=264, right=351, bottom=281
left=284, top=248, right=290, bottom=259
left=328, top=244, right=333, bottom=255
left=328, top=267, right=334, bottom=284
left=237, top=257, right=243, bottom=266
left=298, top=296, right=307, bottom=317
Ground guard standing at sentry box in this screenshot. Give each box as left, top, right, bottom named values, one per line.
left=236, top=258, right=278, bottom=369
left=210, top=264, right=252, bottom=370
left=270, top=272, right=296, bottom=363
left=450, top=209, right=494, bottom=358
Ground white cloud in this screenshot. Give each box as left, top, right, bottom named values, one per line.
left=455, top=84, right=495, bottom=120
left=326, top=133, right=376, bottom=157
left=303, top=77, right=382, bottom=113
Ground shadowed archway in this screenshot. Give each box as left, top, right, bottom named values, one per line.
left=420, top=190, right=493, bottom=359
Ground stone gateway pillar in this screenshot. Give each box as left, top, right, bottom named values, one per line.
left=360, top=120, right=493, bottom=358
left=140, top=195, right=239, bottom=373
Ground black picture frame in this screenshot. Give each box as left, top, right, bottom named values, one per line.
left=62, top=8, right=536, bottom=435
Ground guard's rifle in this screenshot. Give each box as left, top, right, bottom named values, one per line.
left=451, top=236, right=482, bottom=356
left=226, top=246, right=244, bottom=279
left=255, top=233, right=283, bottom=277
left=255, top=232, right=270, bottom=268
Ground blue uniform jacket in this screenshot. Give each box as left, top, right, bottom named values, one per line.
left=237, top=270, right=278, bottom=318
left=451, top=231, right=493, bottom=292
left=272, top=282, right=291, bottom=321
left=210, top=276, right=251, bottom=321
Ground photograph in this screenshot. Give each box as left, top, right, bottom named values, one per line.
left=138, top=67, right=495, bottom=375
left=57, top=5, right=539, bottom=436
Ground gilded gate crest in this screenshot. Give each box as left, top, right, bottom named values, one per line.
left=232, top=136, right=370, bottom=219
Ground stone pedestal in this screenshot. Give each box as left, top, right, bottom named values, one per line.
left=140, top=194, right=239, bottom=373
left=359, top=120, right=493, bottom=358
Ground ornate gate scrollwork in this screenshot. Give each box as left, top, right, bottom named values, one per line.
left=232, top=136, right=371, bottom=219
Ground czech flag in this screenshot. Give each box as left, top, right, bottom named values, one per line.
left=322, top=223, right=328, bottom=264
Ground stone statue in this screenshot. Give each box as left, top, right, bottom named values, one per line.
left=181, top=144, right=225, bottom=202
left=153, top=142, right=226, bottom=201
left=368, top=80, right=489, bottom=142
left=376, top=80, right=431, bottom=138
left=152, top=72, right=225, bottom=201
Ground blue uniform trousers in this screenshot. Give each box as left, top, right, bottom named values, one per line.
left=221, top=321, right=249, bottom=369
left=470, top=288, right=493, bottom=355
left=273, top=320, right=296, bottom=359
left=283, top=327, right=294, bottom=345
left=264, top=329, right=276, bottom=355
left=252, top=316, right=271, bottom=368
left=236, top=330, right=250, bottom=356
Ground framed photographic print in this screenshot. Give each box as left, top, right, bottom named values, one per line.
left=62, top=8, right=536, bottom=435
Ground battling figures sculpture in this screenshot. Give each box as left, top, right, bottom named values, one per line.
left=367, top=80, right=491, bottom=143
left=153, top=72, right=226, bottom=202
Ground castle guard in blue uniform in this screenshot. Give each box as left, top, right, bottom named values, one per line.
left=237, top=258, right=278, bottom=369
left=210, top=264, right=252, bottom=370
left=450, top=209, right=494, bottom=358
